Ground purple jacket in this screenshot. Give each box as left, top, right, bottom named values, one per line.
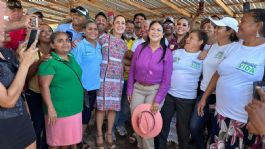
left=127, top=44, right=173, bottom=104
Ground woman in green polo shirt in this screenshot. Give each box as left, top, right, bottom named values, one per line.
left=38, top=32, right=83, bottom=148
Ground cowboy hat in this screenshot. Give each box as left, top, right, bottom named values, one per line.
left=131, top=103, right=163, bottom=139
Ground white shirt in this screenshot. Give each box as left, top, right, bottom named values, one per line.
left=203, top=44, right=212, bottom=51
left=168, top=49, right=203, bottom=99
left=165, top=38, right=169, bottom=46
left=216, top=42, right=265, bottom=123
left=200, top=43, right=236, bottom=92
left=131, top=38, right=145, bottom=52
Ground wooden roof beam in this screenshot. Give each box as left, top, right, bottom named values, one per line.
left=160, top=0, right=191, bottom=18
left=50, top=0, right=69, bottom=8
left=21, top=0, right=68, bottom=15
left=23, top=6, right=67, bottom=20
left=226, top=1, right=265, bottom=8
left=120, top=0, right=163, bottom=17
left=43, top=20, right=58, bottom=24
left=85, top=0, right=131, bottom=19
left=68, top=0, right=75, bottom=9
left=44, top=0, right=69, bottom=8
left=43, top=18, right=60, bottom=23
left=163, top=12, right=226, bottom=17
left=180, top=1, right=264, bottom=9
left=122, top=6, right=170, bottom=13
left=213, top=0, right=235, bottom=17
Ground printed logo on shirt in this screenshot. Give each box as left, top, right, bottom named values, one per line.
left=84, top=50, right=93, bottom=56
left=191, top=60, right=201, bottom=70
left=214, top=51, right=224, bottom=59
left=237, top=61, right=257, bottom=75
left=174, top=57, right=181, bottom=63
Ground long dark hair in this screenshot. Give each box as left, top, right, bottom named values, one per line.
left=176, top=17, right=191, bottom=49
left=225, top=26, right=239, bottom=42
left=247, top=9, right=265, bottom=37
left=139, top=21, right=167, bottom=62
left=37, top=24, right=53, bottom=46
left=50, top=32, right=69, bottom=52
left=189, top=30, right=208, bottom=51
left=110, top=15, right=125, bottom=35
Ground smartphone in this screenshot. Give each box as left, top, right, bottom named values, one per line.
left=26, top=29, right=38, bottom=50
left=253, top=81, right=265, bottom=100
left=29, top=15, right=38, bottom=28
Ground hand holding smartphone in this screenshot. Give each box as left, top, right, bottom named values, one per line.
left=26, top=29, right=40, bottom=50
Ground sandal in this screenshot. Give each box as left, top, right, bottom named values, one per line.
left=96, top=135, right=104, bottom=149
left=128, top=133, right=136, bottom=144
left=106, top=133, right=116, bottom=149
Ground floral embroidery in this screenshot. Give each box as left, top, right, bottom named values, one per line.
left=97, top=33, right=127, bottom=111
left=210, top=113, right=260, bottom=149
left=210, top=135, right=225, bottom=149
left=227, top=120, right=244, bottom=146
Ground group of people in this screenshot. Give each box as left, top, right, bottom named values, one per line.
left=0, top=0, right=265, bottom=149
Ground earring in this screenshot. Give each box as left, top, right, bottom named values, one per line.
left=256, top=32, right=260, bottom=38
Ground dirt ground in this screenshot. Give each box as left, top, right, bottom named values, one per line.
left=80, top=117, right=178, bottom=149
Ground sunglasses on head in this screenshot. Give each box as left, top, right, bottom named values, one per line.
left=7, top=1, right=21, bottom=9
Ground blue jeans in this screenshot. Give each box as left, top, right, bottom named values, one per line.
left=114, top=80, right=130, bottom=128
left=189, top=90, right=216, bottom=149
left=25, top=89, right=48, bottom=149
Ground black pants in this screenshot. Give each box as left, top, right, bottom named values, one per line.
left=82, top=90, right=97, bottom=124
left=155, top=94, right=195, bottom=149
left=25, top=89, right=47, bottom=149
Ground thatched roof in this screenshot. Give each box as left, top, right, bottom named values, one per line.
left=20, top=0, right=265, bottom=24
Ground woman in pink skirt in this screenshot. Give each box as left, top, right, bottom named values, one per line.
left=38, top=32, right=84, bottom=148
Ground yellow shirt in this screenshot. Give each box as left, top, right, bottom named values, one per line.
left=28, top=51, right=42, bottom=93
left=124, top=39, right=135, bottom=80
left=125, top=39, right=135, bottom=51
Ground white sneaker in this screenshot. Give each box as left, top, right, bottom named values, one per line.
left=116, top=125, right=128, bottom=136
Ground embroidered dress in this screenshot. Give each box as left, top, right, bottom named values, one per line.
left=97, top=33, right=127, bottom=111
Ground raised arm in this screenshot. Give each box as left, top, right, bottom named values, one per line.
left=0, top=42, right=38, bottom=108
left=4, top=15, right=30, bottom=32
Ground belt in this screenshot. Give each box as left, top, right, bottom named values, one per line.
left=137, top=82, right=155, bottom=86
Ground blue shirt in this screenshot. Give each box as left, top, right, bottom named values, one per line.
left=55, top=23, right=84, bottom=41
left=72, top=39, right=102, bottom=91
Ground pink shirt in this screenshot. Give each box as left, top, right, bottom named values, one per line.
left=127, top=44, right=173, bottom=104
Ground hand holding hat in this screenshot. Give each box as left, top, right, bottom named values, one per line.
left=150, top=102, right=159, bottom=114
left=131, top=103, right=163, bottom=139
